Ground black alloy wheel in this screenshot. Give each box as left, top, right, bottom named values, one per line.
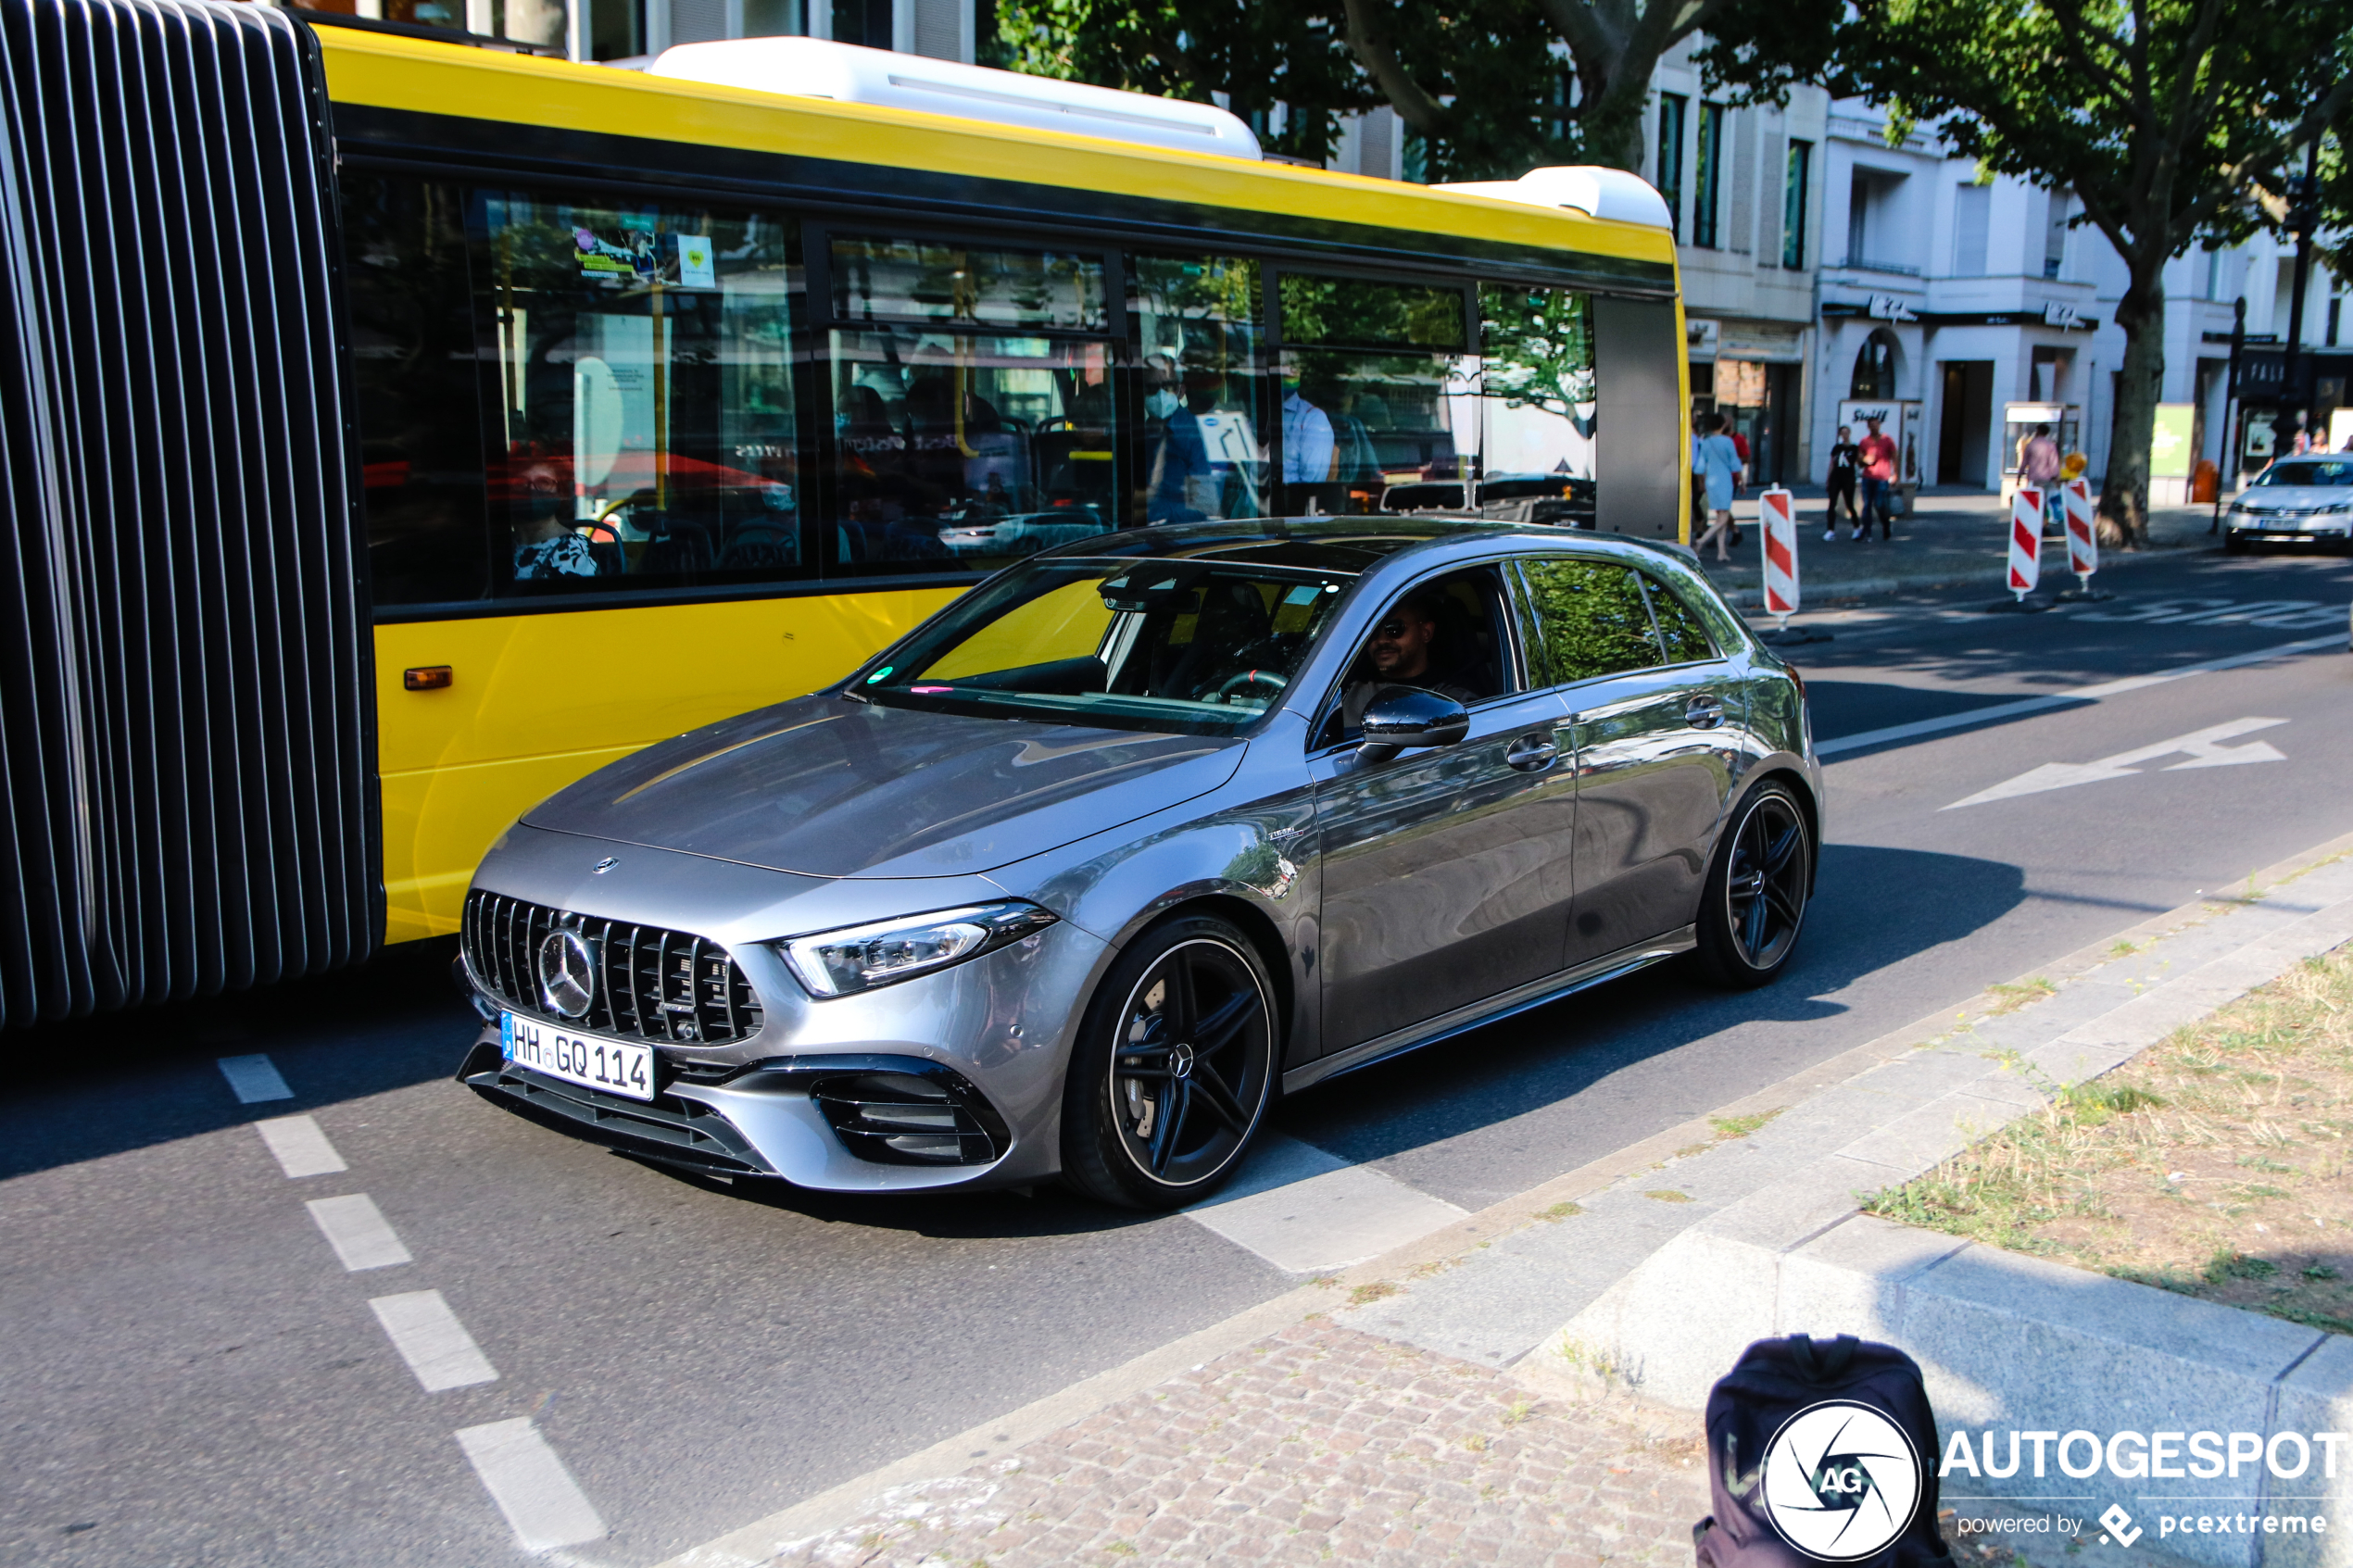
left=1692, top=780, right=1812, bottom=988
left=1062, top=916, right=1276, bottom=1210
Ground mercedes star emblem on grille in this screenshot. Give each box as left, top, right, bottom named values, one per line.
left=592, top=857, right=619, bottom=873
left=537, top=929, right=597, bottom=1018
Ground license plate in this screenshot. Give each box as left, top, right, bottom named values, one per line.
left=500, top=1012, right=654, bottom=1102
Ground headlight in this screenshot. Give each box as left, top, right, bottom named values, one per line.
left=2317, top=503, right=2350, bottom=516
left=2227, top=501, right=2248, bottom=514
left=776, top=902, right=1058, bottom=997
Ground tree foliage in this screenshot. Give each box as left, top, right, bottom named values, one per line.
left=1709, top=0, right=2353, bottom=544
left=989, top=0, right=1733, bottom=178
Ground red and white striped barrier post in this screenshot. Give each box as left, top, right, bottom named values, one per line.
left=1759, top=487, right=1798, bottom=633
left=2007, top=485, right=2043, bottom=603
left=2064, top=478, right=2097, bottom=584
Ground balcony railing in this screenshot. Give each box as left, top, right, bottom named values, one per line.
left=1833, top=252, right=1922, bottom=276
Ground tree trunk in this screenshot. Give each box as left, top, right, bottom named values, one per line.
left=2098, top=264, right=2165, bottom=549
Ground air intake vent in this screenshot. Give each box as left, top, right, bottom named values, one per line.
left=810, top=1070, right=1009, bottom=1165
left=0, top=0, right=375, bottom=1028
left=461, top=891, right=763, bottom=1046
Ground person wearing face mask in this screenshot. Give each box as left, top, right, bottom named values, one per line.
left=1146, top=362, right=1233, bottom=522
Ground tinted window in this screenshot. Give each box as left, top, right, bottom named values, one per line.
left=1517, top=558, right=1662, bottom=685
left=344, top=171, right=490, bottom=607
left=471, top=188, right=807, bottom=598
left=1278, top=273, right=1467, bottom=351
left=1473, top=283, right=1597, bottom=522
left=2256, top=460, right=2353, bottom=487
left=832, top=234, right=1106, bottom=332
left=826, top=330, right=1119, bottom=572
left=1132, top=255, right=1269, bottom=526
left=865, top=557, right=1349, bottom=734
left=1641, top=576, right=1718, bottom=664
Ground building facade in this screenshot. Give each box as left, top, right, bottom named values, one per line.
left=297, top=0, right=975, bottom=65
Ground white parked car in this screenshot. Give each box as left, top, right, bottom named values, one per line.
left=2224, top=457, right=2353, bottom=553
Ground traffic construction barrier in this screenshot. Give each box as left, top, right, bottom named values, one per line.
left=2054, top=478, right=2111, bottom=602
left=1760, top=486, right=1798, bottom=623
left=2007, top=485, right=2043, bottom=601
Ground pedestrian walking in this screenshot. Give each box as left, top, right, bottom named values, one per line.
left=1857, top=416, right=1898, bottom=540
left=2020, top=422, right=2062, bottom=530
left=1692, top=412, right=1745, bottom=563
left=1824, top=423, right=1861, bottom=540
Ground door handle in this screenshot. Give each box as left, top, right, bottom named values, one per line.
left=1506, top=734, right=1559, bottom=771
left=1685, top=695, right=1726, bottom=730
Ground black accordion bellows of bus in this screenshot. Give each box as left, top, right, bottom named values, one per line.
left=0, top=0, right=375, bottom=1027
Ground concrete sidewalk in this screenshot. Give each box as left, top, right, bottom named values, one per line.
left=665, top=834, right=2353, bottom=1568
left=1683, top=486, right=2227, bottom=608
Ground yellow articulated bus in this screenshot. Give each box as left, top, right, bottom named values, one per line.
left=0, top=0, right=1683, bottom=1026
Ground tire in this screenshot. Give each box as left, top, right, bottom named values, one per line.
left=1060, top=914, right=1277, bottom=1210
left=1690, top=780, right=1813, bottom=989
left=2223, top=531, right=2247, bottom=555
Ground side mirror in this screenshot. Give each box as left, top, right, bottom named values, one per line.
left=1357, top=686, right=1470, bottom=763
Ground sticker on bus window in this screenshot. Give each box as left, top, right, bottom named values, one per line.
left=574, top=227, right=656, bottom=281
left=676, top=234, right=715, bottom=289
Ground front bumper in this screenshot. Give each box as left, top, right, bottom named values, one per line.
left=2227, top=514, right=2351, bottom=541
left=454, top=834, right=1114, bottom=1191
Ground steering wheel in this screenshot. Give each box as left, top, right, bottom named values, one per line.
left=1215, top=669, right=1290, bottom=705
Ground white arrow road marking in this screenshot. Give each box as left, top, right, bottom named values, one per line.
left=1944, top=717, right=2287, bottom=809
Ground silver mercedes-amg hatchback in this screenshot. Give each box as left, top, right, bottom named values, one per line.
left=454, top=519, right=1822, bottom=1209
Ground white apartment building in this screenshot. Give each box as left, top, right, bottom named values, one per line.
left=1815, top=99, right=2344, bottom=493
left=1642, top=43, right=1831, bottom=488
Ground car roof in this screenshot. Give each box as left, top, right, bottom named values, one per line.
left=1038, top=517, right=1690, bottom=574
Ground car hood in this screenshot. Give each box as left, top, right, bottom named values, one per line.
left=2244, top=487, right=2351, bottom=507
left=522, top=695, right=1246, bottom=879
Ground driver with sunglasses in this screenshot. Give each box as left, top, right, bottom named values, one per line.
left=1340, top=588, right=1478, bottom=729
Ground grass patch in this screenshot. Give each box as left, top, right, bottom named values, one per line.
left=1710, top=1108, right=1786, bottom=1141
left=1983, top=977, right=2060, bottom=1015
left=1643, top=1189, right=1693, bottom=1204
left=1348, top=1281, right=1400, bottom=1307
left=1864, top=944, right=2353, bottom=1336
left=1537, top=1201, right=1584, bottom=1222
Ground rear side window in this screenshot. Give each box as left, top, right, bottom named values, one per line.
left=1641, top=576, right=1718, bottom=664
left=1516, top=558, right=1662, bottom=685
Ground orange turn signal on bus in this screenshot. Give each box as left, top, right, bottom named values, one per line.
left=403, top=666, right=453, bottom=692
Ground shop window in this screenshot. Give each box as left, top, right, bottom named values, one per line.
left=1131, top=255, right=1270, bottom=525
left=470, top=188, right=806, bottom=598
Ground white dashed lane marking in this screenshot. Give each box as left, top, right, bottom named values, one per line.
left=216, top=1053, right=292, bottom=1103
left=369, top=1290, right=498, bottom=1391
left=1184, top=1132, right=1467, bottom=1273
left=254, top=1114, right=346, bottom=1178
left=455, top=1419, right=609, bottom=1551
left=305, top=1194, right=414, bottom=1272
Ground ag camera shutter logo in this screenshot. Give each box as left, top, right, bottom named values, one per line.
left=1762, top=1400, right=1924, bottom=1561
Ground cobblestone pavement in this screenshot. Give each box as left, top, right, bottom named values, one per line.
left=770, top=1320, right=1709, bottom=1567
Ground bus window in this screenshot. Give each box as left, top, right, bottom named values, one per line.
left=826, top=234, right=1118, bottom=572
left=345, top=171, right=492, bottom=607
left=469, top=190, right=807, bottom=597
left=1274, top=271, right=1475, bottom=516
left=1470, top=283, right=1598, bottom=523
left=1129, top=255, right=1269, bottom=527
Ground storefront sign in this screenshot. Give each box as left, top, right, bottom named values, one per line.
left=1718, top=320, right=1805, bottom=361
left=2043, top=302, right=2087, bottom=330
left=1869, top=294, right=1918, bottom=322
left=2149, top=404, right=2195, bottom=479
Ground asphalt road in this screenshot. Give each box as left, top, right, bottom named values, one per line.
left=4, top=542, right=2349, bottom=1568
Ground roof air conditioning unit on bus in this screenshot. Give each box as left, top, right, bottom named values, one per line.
left=1439, top=167, right=1674, bottom=229
left=647, top=38, right=1264, bottom=161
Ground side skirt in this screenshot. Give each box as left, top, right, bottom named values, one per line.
left=1280, top=927, right=1697, bottom=1096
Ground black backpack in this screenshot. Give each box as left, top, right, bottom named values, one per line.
left=1692, top=1335, right=1951, bottom=1568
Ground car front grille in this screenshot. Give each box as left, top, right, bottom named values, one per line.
left=461, top=890, right=762, bottom=1046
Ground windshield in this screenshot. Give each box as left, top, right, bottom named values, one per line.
left=2256, top=460, right=2353, bottom=487
left=859, top=557, right=1354, bottom=734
